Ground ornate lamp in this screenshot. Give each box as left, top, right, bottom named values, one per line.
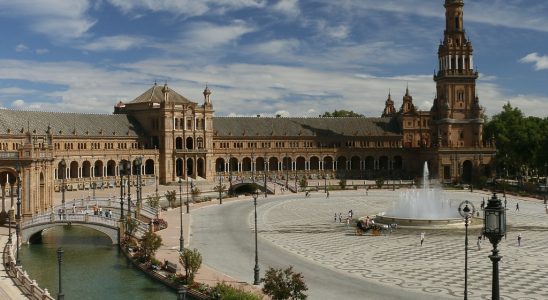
left=483, top=192, right=506, bottom=300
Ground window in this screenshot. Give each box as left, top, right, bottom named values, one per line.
left=457, top=91, right=465, bottom=101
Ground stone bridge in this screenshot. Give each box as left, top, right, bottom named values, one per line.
left=21, top=214, right=123, bottom=244
left=230, top=179, right=295, bottom=194
left=21, top=198, right=155, bottom=245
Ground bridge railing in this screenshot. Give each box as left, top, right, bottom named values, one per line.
left=22, top=213, right=119, bottom=229
left=3, top=237, right=54, bottom=300
left=56, top=197, right=158, bottom=220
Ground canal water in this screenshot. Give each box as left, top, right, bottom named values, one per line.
left=19, top=225, right=176, bottom=300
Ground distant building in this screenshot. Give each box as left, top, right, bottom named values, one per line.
left=0, top=0, right=494, bottom=218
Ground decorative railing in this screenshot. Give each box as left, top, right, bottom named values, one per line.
left=0, top=151, right=19, bottom=159
left=3, top=235, right=55, bottom=300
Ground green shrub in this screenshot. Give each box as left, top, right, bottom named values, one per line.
left=211, top=282, right=263, bottom=300
left=262, top=266, right=307, bottom=300
left=376, top=178, right=385, bottom=188
left=180, top=248, right=202, bottom=284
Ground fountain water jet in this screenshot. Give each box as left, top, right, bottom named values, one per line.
left=376, top=162, right=462, bottom=227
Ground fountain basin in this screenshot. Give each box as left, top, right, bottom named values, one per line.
left=375, top=214, right=484, bottom=229
left=375, top=215, right=463, bottom=227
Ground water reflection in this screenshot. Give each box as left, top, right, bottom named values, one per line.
left=19, top=225, right=175, bottom=300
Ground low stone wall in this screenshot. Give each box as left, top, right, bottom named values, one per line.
left=120, top=246, right=209, bottom=300
left=3, top=235, right=55, bottom=300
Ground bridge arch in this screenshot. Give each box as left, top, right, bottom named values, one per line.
left=23, top=221, right=119, bottom=245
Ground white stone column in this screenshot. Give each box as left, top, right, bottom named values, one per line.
left=470, top=55, right=474, bottom=70
left=449, top=55, right=452, bottom=69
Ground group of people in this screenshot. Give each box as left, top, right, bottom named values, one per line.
left=334, top=210, right=354, bottom=224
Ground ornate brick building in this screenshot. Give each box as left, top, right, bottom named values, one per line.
left=0, top=0, right=495, bottom=219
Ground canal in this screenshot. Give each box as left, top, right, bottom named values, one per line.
left=19, top=225, right=176, bottom=300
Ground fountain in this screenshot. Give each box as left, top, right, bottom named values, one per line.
left=376, top=162, right=462, bottom=227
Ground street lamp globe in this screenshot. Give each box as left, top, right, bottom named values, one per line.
left=483, top=193, right=506, bottom=241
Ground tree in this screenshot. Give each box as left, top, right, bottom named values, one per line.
left=191, top=187, right=201, bottom=200
left=338, top=179, right=347, bottom=190
left=179, top=248, right=202, bottom=284
left=125, top=217, right=139, bottom=238
left=140, top=231, right=162, bottom=261
left=376, top=177, right=385, bottom=188
left=146, top=194, right=160, bottom=209
left=484, top=102, right=548, bottom=180
left=262, top=266, right=308, bottom=300
left=299, top=177, right=308, bottom=190
left=165, top=190, right=177, bottom=208
left=214, top=184, right=227, bottom=194
left=322, top=110, right=364, bottom=118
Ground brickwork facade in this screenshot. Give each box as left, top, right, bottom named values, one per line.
left=0, top=0, right=495, bottom=219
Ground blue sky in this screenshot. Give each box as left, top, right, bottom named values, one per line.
left=0, top=0, right=547, bottom=118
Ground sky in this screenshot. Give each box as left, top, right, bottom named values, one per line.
left=0, top=0, right=547, bottom=118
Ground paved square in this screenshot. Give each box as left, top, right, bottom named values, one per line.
left=254, top=189, right=548, bottom=299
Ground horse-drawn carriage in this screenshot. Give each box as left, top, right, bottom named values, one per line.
left=355, top=219, right=397, bottom=236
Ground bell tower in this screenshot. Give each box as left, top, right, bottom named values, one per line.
left=431, top=0, right=483, bottom=148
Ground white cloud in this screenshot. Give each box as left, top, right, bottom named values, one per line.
left=106, top=0, right=266, bottom=17
left=0, top=87, right=37, bottom=95
left=15, top=44, right=29, bottom=52
left=272, top=0, right=300, bottom=17
left=477, top=82, right=548, bottom=118
left=249, top=39, right=300, bottom=56
left=35, top=48, right=50, bottom=55
left=12, top=99, right=26, bottom=107
left=0, top=0, right=96, bottom=40
left=313, top=0, right=548, bottom=33
left=180, top=21, right=256, bottom=49
left=81, top=35, right=147, bottom=51
left=520, top=53, right=548, bottom=71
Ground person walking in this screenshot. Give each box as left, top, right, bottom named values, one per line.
left=334, top=213, right=337, bottom=222
left=477, top=236, right=482, bottom=250
left=420, top=232, right=425, bottom=246
left=518, top=233, right=522, bottom=246
left=326, top=191, right=330, bottom=198
left=516, top=202, right=520, bottom=211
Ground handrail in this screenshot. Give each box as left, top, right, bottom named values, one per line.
left=3, top=237, right=55, bottom=300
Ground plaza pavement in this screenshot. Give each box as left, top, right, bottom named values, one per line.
left=251, top=189, right=548, bottom=299
left=2, top=181, right=547, bottom=299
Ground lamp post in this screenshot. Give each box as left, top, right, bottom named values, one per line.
left=119, top=160, right=126, bottom=221
left=229, top=155, right=233, bottom=197
left=218, top=164, right=223, bottom=205
left=176, top=286, right=187, bottom=300
left=285, top=156, right=289, bottom=189
left=15, top=162, right=21, bottom=266
left=263, top=160, right=268, bottom=198
left=544, top=162, right=547, bottom=201
left=458, top=200, right=475, bottom=300
left=60, top=159, right=66, bottom=213
left=483, top=192, right=506, bottom=300
left=8, top=207, right=13, bottom=244
left=135, top=157, right=143, bottom=218
left=324, top=172, right=327, bottom=193
left=178, top=177, right=184, bottom=253
left=186, top=178, right=190, bottom=214
left=503, top=194, right=507, bottom=240
left=252, top=190, right=260, bottom=285
left=92, top=180, right=96, bottom=203
left=57, top=247, right=64, bottom=300
left=127, top=160, right=132, bottom=220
